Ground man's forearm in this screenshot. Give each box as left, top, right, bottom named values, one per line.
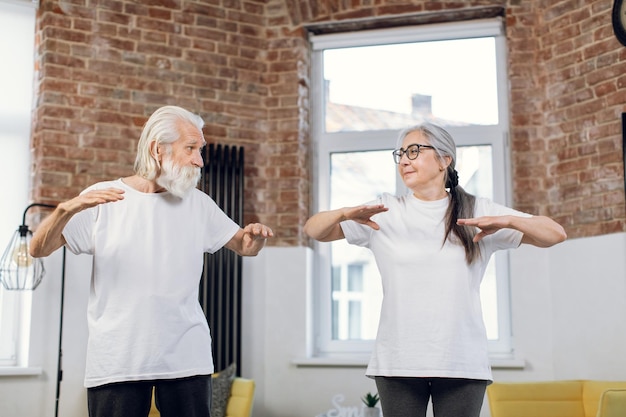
left=29, top=205, right=74, bottom=257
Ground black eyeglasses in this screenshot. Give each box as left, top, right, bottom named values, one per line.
left=392, top=143, right=436, bottom=164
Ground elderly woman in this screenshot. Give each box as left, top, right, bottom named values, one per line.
left=304, top=123, right=566, bottom=417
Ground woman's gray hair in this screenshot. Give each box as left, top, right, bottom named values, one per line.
left=396, top=122, right=457, bottom=174
left=134, top=106, right=205, bottom=180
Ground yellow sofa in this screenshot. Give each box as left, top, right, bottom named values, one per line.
left=487, top=380, right=626, bottom=417
left=597, top=389, right=626, bottom=417
left=149, top=377, right=255, bottom=417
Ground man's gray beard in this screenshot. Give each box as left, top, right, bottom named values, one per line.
left=156, top=158, right=201, bottom=198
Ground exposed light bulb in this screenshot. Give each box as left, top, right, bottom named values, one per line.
left=11, top=239, right=32, bottom=268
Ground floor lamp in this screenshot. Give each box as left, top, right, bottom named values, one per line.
left=0, top=203, right=66, bottom=417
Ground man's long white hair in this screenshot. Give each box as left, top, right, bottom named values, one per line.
left=134, top=105, right=205, bottom=180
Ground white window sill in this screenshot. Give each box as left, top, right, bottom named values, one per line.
left=293, top=355, right=526, bottom=369
left=489, top=356, right=526, bottom=369
left=293, top=356, right=370, bottom=367
left=0, top=366, right=43, bottom=376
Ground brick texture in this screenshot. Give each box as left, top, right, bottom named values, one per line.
left=507, top=0, right=626, bottom=236
left=29, top=0, right=626, bottom=246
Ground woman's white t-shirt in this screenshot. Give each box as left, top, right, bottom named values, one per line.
left=63, top=179, right=240, bottom=388
left=340, top=193, right=529, bottom=381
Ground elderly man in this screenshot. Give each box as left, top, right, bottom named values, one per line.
left=30, top=105, right=273, bottom=417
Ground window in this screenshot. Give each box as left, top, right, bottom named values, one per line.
left=0, top=0, right=37, bottom=367
left=309, top=18, right=513, bottom=358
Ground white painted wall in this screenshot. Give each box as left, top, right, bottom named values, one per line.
left=0, top=249, right=90, bottom=417
left=1, top=233, right=625, bottom=417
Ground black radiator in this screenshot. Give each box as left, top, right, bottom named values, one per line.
left=199, top=144, right=244, bottom=375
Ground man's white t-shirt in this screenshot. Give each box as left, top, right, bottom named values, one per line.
left=340, top=192, right=530, bottom=382
left=63, top=179, right=240, bottom=388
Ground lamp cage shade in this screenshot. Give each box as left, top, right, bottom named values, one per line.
left=0, top=225, right=46, bottom=290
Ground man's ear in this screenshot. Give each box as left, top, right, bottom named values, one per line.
left=149, top=141, right=162, bottom=162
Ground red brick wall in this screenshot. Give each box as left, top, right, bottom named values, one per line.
left=507, top=0, right=626, bottom=236
left=30, top=0, right=626, bottom=246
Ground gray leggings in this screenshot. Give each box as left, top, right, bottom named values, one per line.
left=374, top=376, right=488, bottom=417
left=87, top=375, right=212, bottom=417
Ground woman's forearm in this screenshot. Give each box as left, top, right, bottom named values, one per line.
left=303, top=209, right=346, bottom=242
left=515, top=215, right=567, bottom=247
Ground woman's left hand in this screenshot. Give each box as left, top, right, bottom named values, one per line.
left=457, top=216, right=507, bottom=242
left=458, top=215, right=567, bottom=247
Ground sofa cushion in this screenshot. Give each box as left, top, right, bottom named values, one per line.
left=226, top=378, right=255, bottom=417
left=212, top=363, right=237, bottom=417
left=596, top=389, right=626, bottom=417
left=487, top=380, right=585, bottom=417
left=582, top=381, right=626, bottom=417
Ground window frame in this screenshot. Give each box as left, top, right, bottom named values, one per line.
left=309, top=18, right=515, bottom=359
left=0, top=0, right=38, bottom=368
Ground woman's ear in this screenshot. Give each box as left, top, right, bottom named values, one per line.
left=441, top=155, right=452, bottom=170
